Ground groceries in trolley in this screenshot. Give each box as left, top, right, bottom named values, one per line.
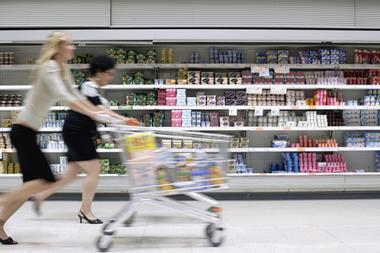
left=124, top=132, right=225, bottom=193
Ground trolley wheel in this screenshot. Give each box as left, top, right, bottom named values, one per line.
left=102, top=220, right=116, bottom=236
left=123, top=212, right=136, bottom=227
left=205, top=223, right=225, bottom=247
left=96, top=235, right=113, bottom=252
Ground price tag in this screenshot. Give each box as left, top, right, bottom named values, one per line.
left=270, top=86, right=287, bottom=94
left=250, top=65, right=260, bottom=73
left=259, top=67, right=270, bottom=77
left=256, top=127, right=264, bottom=131
left=254, top=107, right=264, bottom=116
left=271, top=107, right=280, bottom=116
left=308, top=106, right=316, bottom=110
left=274, top=65, right=290, bottom=74
left=229, top=108, right=237, bottom=116
left=246, top=86, right=262, bottom=94
left=251, top=65, right=270, bottom=77
left=297, top=148, right=305, bottom=152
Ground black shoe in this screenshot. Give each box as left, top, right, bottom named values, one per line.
left=0, top=237, right=18, bottom=245
left=78, top=211, right=103, bottom=224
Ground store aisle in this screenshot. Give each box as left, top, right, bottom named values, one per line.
left=2, top=199, right=380, bottom=253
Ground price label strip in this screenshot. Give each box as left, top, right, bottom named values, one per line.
left=274, top=65, right=290, bottom=74
left=270, top=86, right=287, bottom=95
left=271, top=107, right=280, bottom=116
left=254, top=107, right=264, bottom=116
left=251, top=65, right=270, bottom=77
left=246, top=86, right=263, bottom=94
left=229, top=108, right=238, bottom=116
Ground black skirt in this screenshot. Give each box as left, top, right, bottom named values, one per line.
left=62, top=119, right=99, bottom=162
left=10, top=124, right=56, bottom=183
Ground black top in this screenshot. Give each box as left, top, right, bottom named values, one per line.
left=64, top=81, right=108, bottom=133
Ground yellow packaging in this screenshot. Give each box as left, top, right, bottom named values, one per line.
left=172, top=140, right=183, bottom=149
left=14, top=163, right=20, bottom=173
left=165, top=79, right=177, bottom=85
left=183, top=140, right=193, bottom=149
left=209, top=165, right=224, bottom=185
left=177, top=79, right=188, bottom=85
left=168, top=48, right=173, bottom=64
left=124, top=132, right=157, bottom=159
left=161, top=48, right=166, bottom=63
left=162, top=139, right=172, bottom=149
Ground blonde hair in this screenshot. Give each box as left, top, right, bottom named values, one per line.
left=32, top=31, right=72, bottom=83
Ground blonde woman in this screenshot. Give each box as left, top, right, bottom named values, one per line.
left=0, top=31, right=108, bottom=245
left=33, top=55, right=138, bottom=224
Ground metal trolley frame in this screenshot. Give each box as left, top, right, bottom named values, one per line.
left=96, top=126, right=230, bottom=252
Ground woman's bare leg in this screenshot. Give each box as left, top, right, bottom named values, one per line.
left=34, top=163, right=81, bottom=203
left=0, top=179, right=52, bottom=239
left=77, top=159, right=101, bottom=219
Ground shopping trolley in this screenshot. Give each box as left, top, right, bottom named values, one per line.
left=96, top=125, right=231, bottom=252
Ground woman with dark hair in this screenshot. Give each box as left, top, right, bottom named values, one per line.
left=33, top=54, right=138, bottom=224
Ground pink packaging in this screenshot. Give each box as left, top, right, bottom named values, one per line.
left=166, top=88, right=177, bottom=97
left=171, top=110, right=182, bottom=119
left=171, top=119, right=182, bottom=127
left=166, top=97, right=177, bottom=106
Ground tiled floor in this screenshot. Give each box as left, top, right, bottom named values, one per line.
left=2, top=199, right=380, bottom=253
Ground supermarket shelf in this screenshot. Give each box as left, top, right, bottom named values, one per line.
left=2, top=64, right=380, bottom=71
left=0, top=148, right=123, bottom=153
left=1, top=126, right=379, bottom=133
left=109, top=105, right=380, bottom=111
left=2, top=105, right=380, bottom=112
left=1, top=147, right=379, bottom=154
left=0, top=106, right=69, bottom=111
left=103, top=84, right=380, bottom=90
left=227, top=172, right=380, bottom=177
left=151, top=126, right=380, bottom=131
left=1, top=84, right=379, bottom=91
left=230, top=147, right=380, bottom=152
left=2, top=172, right=380, bottom=193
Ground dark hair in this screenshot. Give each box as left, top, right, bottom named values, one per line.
left=89, top=54, right=116, bottom=76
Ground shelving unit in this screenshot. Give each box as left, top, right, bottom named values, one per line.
left=2, top=63, right=380, bottom=71
left=1, top=42, right=380, bottom=193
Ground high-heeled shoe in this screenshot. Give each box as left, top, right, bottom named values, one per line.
left=0, top=237, right=17, bottom=245
left=78, top=210, right=103, bottom=224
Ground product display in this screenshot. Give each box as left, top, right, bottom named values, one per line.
left=72, top=71, right=89, bottom=85
left=68, top=54, right=92, bottom=64
left=0, top=153, right=20, bottom=174
left=0, top=52, right=15, bottom=65
left=3, top=41, right=380, bottom=197
left=42, top=112, right=66, bottom=128
left=345, top=132, right=380, bottom=147
left=248, top=111, right=328, bottom=128
left=122, top=72, right=153, bottom=85
left=354, top=49, right=380, bottom=64
left=50, top=156, right=67, bottom=175
left=230, top=154, right=252, bottom=173
left=142, top=111, right=165, bottom=127
left=231, top=136, right=249, bottom=148
left=37, top=133, right=65, bottom=150
left=0, top=94, right=22, bottom=107
left=107, top=48, right=156, bottom=64
left=256, top=48, right=346, bottom=64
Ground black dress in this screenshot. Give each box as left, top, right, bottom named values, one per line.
left=63, top=81, right=107, bottom=162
